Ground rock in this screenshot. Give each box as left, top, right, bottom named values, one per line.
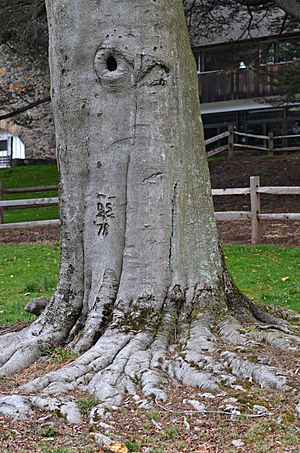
left=185, top=399, right=206, bottom=412
left=223, top=404, right=241, bottom=416
left=137, top=399, right=152, bottom=409
left=223, top=397, right=238, bottom=403
left=200, top=392, right=216, bottom=399
left=253, top=404, right=268, bottom=415
left=92, top=433, right=128, bottom=452
left=232, top=439, right=245, bottom=447
left=92, top=432, right=114, bottom=450
left=98, top=421, right=115, bottom=431
left=25, top=296, right=49, bottom=316
left=295, top=401, right=300, bottom=419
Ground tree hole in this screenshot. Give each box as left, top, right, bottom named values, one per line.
left=107, top=55, right=118, bottom=71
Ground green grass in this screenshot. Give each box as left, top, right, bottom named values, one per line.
left=0, top=164, right=59, bottom=223
left=0, top=243, right=299, bottom=325
left=0, top=243, right=59, bottom=324
left=223, top=245, right=300, bottom=312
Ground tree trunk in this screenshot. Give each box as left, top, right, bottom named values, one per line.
left=46, top=0, right=223, bottom=351
left=0, top=0, right=299, bottom=422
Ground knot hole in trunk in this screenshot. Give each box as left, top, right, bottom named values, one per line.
left=94, top=46, right=133, bottom=90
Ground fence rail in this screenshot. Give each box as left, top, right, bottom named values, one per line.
left=212, top=176, right=300, bottom=243
left=0, top=183, right=58, bottom=225
left=0, top=178, right=299, bottom=244
left=205, top=128, right=300, bottom=159
left=4, top=185, right=58, bottom=194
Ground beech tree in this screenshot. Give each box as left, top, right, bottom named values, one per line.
left=0, top=0, right=299, bottom=421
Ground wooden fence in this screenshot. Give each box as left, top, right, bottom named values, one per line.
left=0, top=183, right=58, bottom=225
left=213, top=176, right=300, bottom=243
left=0, top=177, right=299, bottom=244
left=205, top=128, right=300, bottom=159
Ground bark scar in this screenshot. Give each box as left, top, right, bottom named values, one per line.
left=169, top=182, right=178, bottom=275
left=142, top=172, right=164, bottom=183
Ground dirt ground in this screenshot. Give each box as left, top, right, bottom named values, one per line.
left=0, top=328, right=299, bottom=453
left=0, top=153, right=299, bottom=246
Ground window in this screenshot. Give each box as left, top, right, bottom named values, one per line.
left=259, top=38, right=300, bottom=65
left=203, top=112, right=237, bottom=125
left=201, top=42, right=259, bottom=72
left=287, top=105, right=300, bottom=117
left=247, top=109, right=283, bottom=121
left=278, top=38, right=300, bottom=63
left=0, top=140, right=8, bottom=151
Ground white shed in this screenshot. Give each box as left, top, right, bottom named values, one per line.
left=0, top=130, right=25, bottom=167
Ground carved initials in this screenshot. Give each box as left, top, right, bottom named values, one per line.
left=95, top=195, right=115, bottom=237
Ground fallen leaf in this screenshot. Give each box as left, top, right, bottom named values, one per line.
left=281, top=276, right=289, bottom=281
left=108, top=442, right=128, bottom=453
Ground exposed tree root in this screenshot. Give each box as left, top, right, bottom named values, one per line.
left=0, top=279, right=299, bottom=426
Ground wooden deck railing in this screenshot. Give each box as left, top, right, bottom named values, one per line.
left=0, top=178, right=299, bottom=244
left=199, top=62, right=299, bottom=103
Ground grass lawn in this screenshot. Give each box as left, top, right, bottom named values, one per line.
left=0, top=164, right=59, bottom=223
left=0, top=243, right=299, bottom=325
left=0, top=243, right=60, bottom=324
left=223, top=244, right=300, bottom=312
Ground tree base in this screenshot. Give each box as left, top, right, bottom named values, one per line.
left=0, top=281, right=299, bottom=426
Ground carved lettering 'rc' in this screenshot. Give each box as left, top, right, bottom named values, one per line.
left=95, top=193, right=115, bottom=237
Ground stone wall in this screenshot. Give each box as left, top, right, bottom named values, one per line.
left=0, top=44, right=56, bottom=161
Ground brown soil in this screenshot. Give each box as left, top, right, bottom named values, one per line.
left=0, top=153, right=299, bottom=246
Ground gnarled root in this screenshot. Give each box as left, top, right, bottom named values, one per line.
left=0, top=278, right=299, bottom=424
left=0, top=288, right=296, bottom=422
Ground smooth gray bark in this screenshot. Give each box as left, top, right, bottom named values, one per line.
left=46, top=0, right=222, bottom=350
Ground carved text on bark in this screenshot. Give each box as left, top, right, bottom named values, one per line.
left=95, top=193, right=115, bottom=237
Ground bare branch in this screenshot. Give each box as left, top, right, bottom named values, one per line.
left=0, top=96, right=50, bottom=121
left=235, top=0, right=273, bottom=6
left=274, top=0, right=300, bottom=21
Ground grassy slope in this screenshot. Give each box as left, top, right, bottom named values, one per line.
left=0, top=243, right=298, bottom=325
left=0, top=164, right=59, bottom=223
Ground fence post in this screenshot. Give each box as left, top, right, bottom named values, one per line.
left=227, top=127, right=234, bottom=159
left=250, top=176, right=261, bottom=244
left=0, top=181, right=3, bottom=224
left=268, top=131, right=274, bottom=156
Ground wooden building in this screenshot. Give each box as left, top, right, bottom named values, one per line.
left=190, top=3, right=300, bottom=142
